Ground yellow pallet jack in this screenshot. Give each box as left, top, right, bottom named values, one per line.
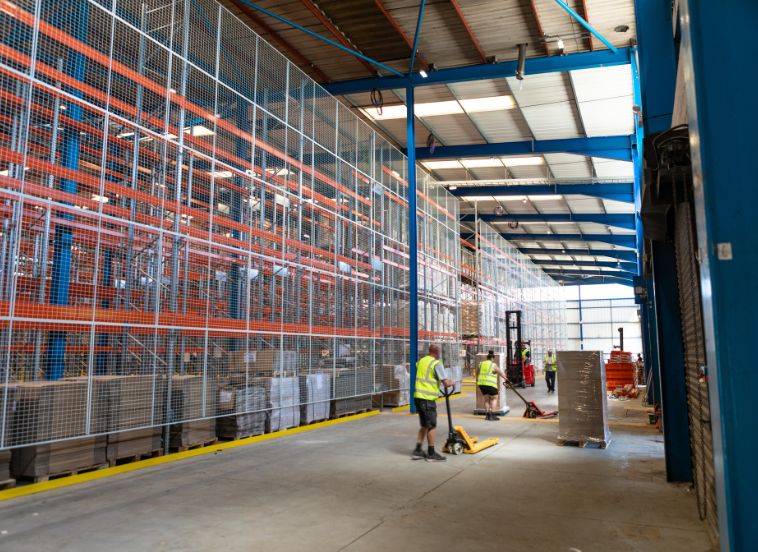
left=441, top=388, right=499, bottom=455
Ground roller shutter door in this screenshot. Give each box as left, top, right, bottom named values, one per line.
left=673, top=201, right=718, bottom=544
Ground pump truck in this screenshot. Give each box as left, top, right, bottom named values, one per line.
left=442, top=387, right=499, bottom=455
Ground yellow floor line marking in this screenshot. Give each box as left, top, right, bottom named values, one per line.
left=390, top=392, right=467, bottom=413
left=0, top=410, right=379, bottom=502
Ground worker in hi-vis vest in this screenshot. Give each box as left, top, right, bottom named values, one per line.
left=544, top=350, right=558, bottom=394
left=477, top=350, right=507, bottom=421
left=412, top=344, right=454, bottom=462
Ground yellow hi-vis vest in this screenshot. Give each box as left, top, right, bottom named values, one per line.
left=415, top=355, right=441, bottom=400
left=544, top=354, right=557, bottom=371
left=477, top=360, right=498, bottom=388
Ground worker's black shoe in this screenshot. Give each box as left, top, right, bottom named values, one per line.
left=490, top=414, right=500, bottom=421
left=426, top=451, right=447, bottom=462
left=485, top=412, right=493, bottom=420
left=412, top=449, right=427, bottom=459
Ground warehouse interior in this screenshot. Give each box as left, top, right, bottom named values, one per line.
left=0, top=0, right=753, bottom=551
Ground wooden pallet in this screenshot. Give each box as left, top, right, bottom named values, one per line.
left=331, top=408, right=373, bottom=419
left=557, top=438, right=610, bottom=449
left=170, top=438, right=218, bottom=453
left=107, top=449, right=162, bottom=467
left=20, top=464, right=109, bottom=484
left=299, top=418, right=328, bottom=426
left=0, top=478, right=15, bottom=490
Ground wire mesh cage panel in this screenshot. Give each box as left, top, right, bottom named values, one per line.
left=0, top=0, right=465, bottom=448
left=461, top=221, right=567, bottom=373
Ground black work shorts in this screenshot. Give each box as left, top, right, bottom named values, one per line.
left=478, top=385, right=498, bottom=396
left=415, top=398, right=437, bottom=429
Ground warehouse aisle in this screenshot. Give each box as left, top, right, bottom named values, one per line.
left=0, top=386, right=710, bottom=552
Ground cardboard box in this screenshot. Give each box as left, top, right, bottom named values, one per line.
left=169, top=419, right=216, bottom=449
left=10, top=381, right=89, bottom=444
left=106, top=428, right=162, bottom=462
left=461, top=301, right=480, bottom=335
left=227, top=350, right=299, bottom=376
left=0, top=449, right=10, bottom=481
left=64, top=375, right=165, bottom=434
left=11, top=436, right=107, bottom=479
left=169, top=375, right=217, bottom=422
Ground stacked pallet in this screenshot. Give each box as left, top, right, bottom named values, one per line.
left=106, top=428, right=162, bottom=465
left=374, top=365, right=409, bottom=407
left=256, top=377, right=300, bottom=432
left=216, top=384, right=267, bottom=440
left=168, top=375, right=217, bottom=450
left=331, top=368, right=372, bottom=417
left=11, top=437, right=107, bottom=482
left=300, top=373, right=330, bottom=424
left=557, top=351, right=610, bottom=447
left=0, top=449, right=13, bottom=488
left=605, top=350, right=636, bottom=391
left=460, top=301, right=479, bottom=335
left=10, top=380, right=88, bottom=444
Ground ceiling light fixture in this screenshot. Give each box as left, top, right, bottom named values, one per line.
left=501, top=156, right=545, bottom=167
left=419, top=69, right=428, bottom=78
left=556, top=38, right=565, bottom=50
left=448, top=185, right=458, bottom=191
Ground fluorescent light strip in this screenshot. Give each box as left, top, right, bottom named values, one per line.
left=459, top=95, right=516, bottom=113
left=460, top=158, right=503, bottom=169
left=423, top=160, right=463, bottom=170
left=361, top=94, right=516, bottom=121
left=502, top=156, right=545, bottom=167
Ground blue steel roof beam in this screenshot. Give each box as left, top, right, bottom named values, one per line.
left=550, top=276, right=634, bottom=286
left=322, top=47, right=632, bottom=95
left=533, top=260, right=637, bottom=273
left=413, top=135, right=634, bottom=161
left=518, top=248, right=637, bottom=262
left=502, top=233, right=636, bottom=248
left=543, top=269, right=633, bottom=279
left=460, top=213, right=636, bottom=230
left=449, top=183, right=634, bottom=203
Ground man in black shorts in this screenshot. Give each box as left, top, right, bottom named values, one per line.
left=477, top=350, right=507, bottom=420
left=413, top=344, right=454, bottom=461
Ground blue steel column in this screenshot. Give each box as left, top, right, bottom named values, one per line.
left=407, top=0, right=426, bottom=414
left=651, top=241, right=692, bottom=482
left=679, top=1, right=758, bottom=549
left=644, top=277, right=661, bottom=405
left=407, top=83, right=418, bottom=413
left=634, top=0, right=690, bottom=480
left=47, top=1, right=89, bottom=380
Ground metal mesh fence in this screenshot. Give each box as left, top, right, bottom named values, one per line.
left=0, top=0, right=463, bottom=448
left=460, top=220, right=567, bottom=373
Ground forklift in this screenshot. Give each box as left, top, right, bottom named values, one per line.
left=505, top=311, right=534, bottom=388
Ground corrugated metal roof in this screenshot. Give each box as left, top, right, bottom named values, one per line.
left=571, top=65, right=634, bottom=137
left=593, top=158, right=634, bottom=178
left=543, top=153, right=593, bottom=178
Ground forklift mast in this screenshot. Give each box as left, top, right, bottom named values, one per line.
left=505, top=310, right=526, bottom=387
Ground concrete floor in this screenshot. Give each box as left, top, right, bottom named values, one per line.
left=0, top=381, right=712, bottom=552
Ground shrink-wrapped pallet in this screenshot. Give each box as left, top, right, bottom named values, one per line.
left=258, top=377, right=300, bottom=432
left=216, top=384, right=267, bottom=439
left=300, top=373, right=330, bottom=424
left=557, top=351, right=610, bottom=447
